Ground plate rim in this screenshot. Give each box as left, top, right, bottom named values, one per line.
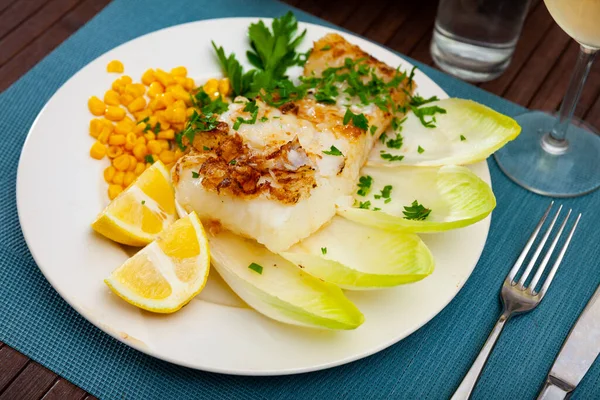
left=16, top=17, right=491, bottom=376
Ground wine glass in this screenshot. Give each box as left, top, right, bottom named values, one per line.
left=494, top=0, right=600, bottom=197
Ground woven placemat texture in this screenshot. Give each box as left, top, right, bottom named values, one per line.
left=1, top=0, right=599, bottom=398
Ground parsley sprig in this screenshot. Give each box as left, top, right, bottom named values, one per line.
left=357, top=175, right=373, bottom=196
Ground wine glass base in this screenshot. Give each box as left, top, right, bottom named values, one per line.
left=494, top=111, right=600, bottom=198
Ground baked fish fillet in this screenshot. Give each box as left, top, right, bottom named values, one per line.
left=173, top=33, right=414, bottom=253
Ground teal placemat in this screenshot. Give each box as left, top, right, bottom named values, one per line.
left=1, top=0, right=599, bottom=398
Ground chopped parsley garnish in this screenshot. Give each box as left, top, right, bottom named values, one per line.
left=260, top=116, right=269, bottom=122
left=233, top=100, right=259, bottom=130
left=402, top=200, right=431, bottom=220
left=248, top=262, right=263, bottom=274
left=391, top=116, right=407, bottom=132
left=191, top=88, right=229, bottom=115
left=380, top=152, right=404, bottom=162
left=373, top=207, right=381, bottom=211
left=343, top=108, right=369, bottom=130
left=374, top=185, right=393, bottom=202
left=417, top=146, right=425, bottom=154
left=203, top=146, right=211, bottom=151
left=379, top=133, right=387, bottom=144
left=192, top=171, right=200, bottom=178
left=320, top=45, right=331, bottom=51
left=145, top=155, right=154, bottom=164
left=229, top=159, right=237, bottom=165
left=407, top=66, right=417, bottom=88
left=143, top=123, right=152, bottom=132
left=180, top=110, right=220, bottom=147
left=460, top=135, right=467, bottom=141
left=358, top=200, right=371, bottom=209
left=141, top=200, right=146, bottom=205
left=409, top=94, right=439, bottom=107
left=153, top=122, right=161, bottom=134
left=411, top=105, right=447, bottom=128
left=357, top=175, right=373, bottom=196
left=323, top=145, right=343, bottom=156
left=321, top=247, right=327, bottom=255
left=139, top=117, right=150, bottom=124
left=386, top=133, right=403, bottom=150
left=369, top=125, right=378, bottom=135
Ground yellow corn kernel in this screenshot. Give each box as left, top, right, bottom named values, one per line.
left=143, top=131, right=156, bottom=141
left=146, top=162, right=153, bottom=170
left=171, top=66, right=187, bottom=77
left=134, top=162, right=146, bottom=176
left=89, top=118, right=103, bottom=138
left=174, top=76, right=187, bottom=86
left=135, top=136, right=147, bottom=146
left=157, top=129, right=175, bottom=140
left=108, top=134, right=126, bottom=145
left=147, top=81, right=164, bottom=98
left=104, top=166, right=116, bottom=183
left=123, top=171, right=136, bottom=187
left=112, top=79, right=125, bottom=94
left=132, top=143, right=148, bottom=161
left=173, top=99, right=186, bottom=109
left=106, top=145, right=123, bottom=159
left=174, top=148, right=185, bottom=159
left=112, top=171, right=125, bottom=186
left=125, top=83, right=146, bottom=98
left=159, top=150, right=176, bottom=164
left=90, top=141, right=106, bottom=159
left=183, top=77, right=195, bottom=91
left=157, top=118, right=171, bottom=130
left=219, top=78, right=231, bottom=97
left=127, top=155, right=137, bottom=172
left=157, top=139, right=170, bottom=150
left=147, top=140, right=162, bottom=155
left=119, top=93, right=134, bottom=106
left=170, top=86, right=189, bottom=103
left=127, top=97, right=146, bottom=113
left=134, top=109, right=152, bottom=121
left=113, top=154, right=131, bottom=171
left=155, top=69, right=175, bottom=87
left=121, top=75, right=132, bottom=85
left=141, top=69, right=156, bottom=86
left=172, top=108, right=186, bottom=123
left=100, top=118, right=115, bottom=132
left=171, top=122, right=185, bottom=132
left=108, top=184, right=123, bottom=200
left=97, top=127, right=111, bottom=144
left=88, top=96, right=106, bottom=116
left=134, top=122, right=147, bottom=134
left=125, top=132, right=137, bottom=150
left=107, top=60, right=124, bottom=73
left=105, top=106, right=126, bottom=121
left=103, top=89, right=120, bottom=106
left=186, top=107, right=195, bottom=117
left=114, top=120, right=131, bottom=135
left=203, top=78, right=219, bottom=99
left=148, top=98, right=161, bottom=111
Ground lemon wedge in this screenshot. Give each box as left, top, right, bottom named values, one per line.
left=92, top=161, right=176, bottom=246
left=104, top=212, right=210, bottom=313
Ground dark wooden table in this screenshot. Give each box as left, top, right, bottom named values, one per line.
left=2, top=0, right=599, bottom=398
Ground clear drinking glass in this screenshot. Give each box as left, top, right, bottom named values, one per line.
left=494, top=0, right=600, bottom=197
left=431, top=0, right=532, bottom=82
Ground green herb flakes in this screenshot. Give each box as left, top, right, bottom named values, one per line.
left=248, top=262, right=263, bottom=274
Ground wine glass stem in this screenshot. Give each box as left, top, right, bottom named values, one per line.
left=542, top=45, right=597, bottom=155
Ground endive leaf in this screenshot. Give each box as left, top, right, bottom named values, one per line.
left=280, top=216, right=434, bottom=290
left=338, top=165, right=496, bottom=232
left=369, top=99, right=520, bottom=167
left=208, top=230, right=364, bottom=330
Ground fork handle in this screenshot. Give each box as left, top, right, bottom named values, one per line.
left=451, top=311, right=511, bottom=400
left=537, top=376, right=573, bottom=400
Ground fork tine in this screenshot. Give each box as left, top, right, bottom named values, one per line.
left=516, top=205, right=562, bottom=289
left=535, top=213, right=581, bottom=298
left=507, top=201, right=554, bottom=283
left=527, top=209, right=572, bottom=295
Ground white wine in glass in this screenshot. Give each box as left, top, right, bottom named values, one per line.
left=494, top=0, right=600, bottom=197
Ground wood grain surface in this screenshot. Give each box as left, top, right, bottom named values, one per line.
left=2, top=0, right=598, bottom=398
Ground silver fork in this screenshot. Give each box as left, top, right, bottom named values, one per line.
left=451, top=202, right=582, bottom=400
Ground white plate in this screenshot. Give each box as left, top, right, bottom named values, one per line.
left=16, top=18, right=491, bottom=375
